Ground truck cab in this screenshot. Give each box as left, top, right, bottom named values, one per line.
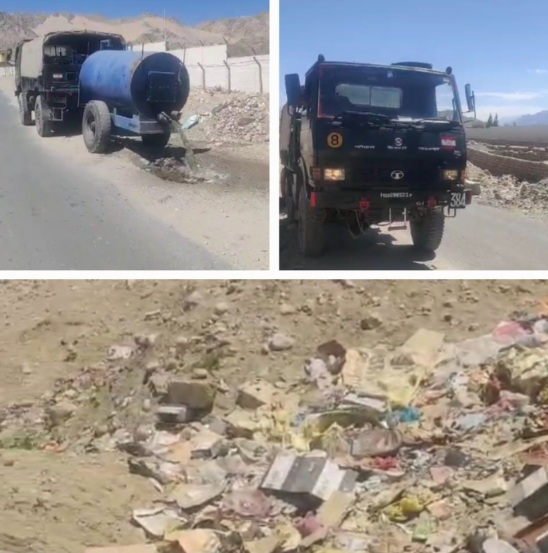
left=280, top=55, right=478, bottom=257
left=14, top=31, right=126, bottom=136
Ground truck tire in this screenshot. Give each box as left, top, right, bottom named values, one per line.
left=298, top=186, right=324, bottom=257
left=35, top=96, right=52, bottom=137
left=141, top=132, right=171, bottom=148
left=410, top=208, right=445, bottom=251
left=82, top=100, right=112, bottom=154
left=18, top=94, right=32, bottom=126
left=281, top=168, right=296, bottom=223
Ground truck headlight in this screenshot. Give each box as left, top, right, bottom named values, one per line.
left=442, top=169, right=459, bottom=181
left=324, top=168, right=345, bottom=181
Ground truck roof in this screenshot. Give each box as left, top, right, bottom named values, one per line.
left=306, top=60, right=449, bottom=79
left=19, top=30, right=126, bottom=48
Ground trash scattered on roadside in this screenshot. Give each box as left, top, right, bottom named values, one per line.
left=181, top=114, right=200, bottom=130
left=12, top=311, right=548, bottom=552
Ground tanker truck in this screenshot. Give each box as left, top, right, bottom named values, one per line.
left=78, top=50, right=190, bottom=153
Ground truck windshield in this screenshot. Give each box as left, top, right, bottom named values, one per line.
left=318, top=65, right=460, bottom=122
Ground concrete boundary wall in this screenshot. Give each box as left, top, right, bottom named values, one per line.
left=0, top=66, right=14, bottom=77
left=468, top=146, right=548, bottom=182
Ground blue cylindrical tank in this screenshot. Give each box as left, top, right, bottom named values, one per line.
left=79, top=50, right=190, bottom=119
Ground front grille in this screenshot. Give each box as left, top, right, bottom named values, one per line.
left=352, top=163, right=440, bottom=186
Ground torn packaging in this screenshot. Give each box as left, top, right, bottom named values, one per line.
left=259, top=452, right=357, bottom=501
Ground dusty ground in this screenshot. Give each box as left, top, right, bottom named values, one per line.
left=0, top=78, right=268, bottom=270
left=1, top=279, right=548, bottom=553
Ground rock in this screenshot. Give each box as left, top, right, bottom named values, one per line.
left=148, top=373, right=169, bottom=396
left=268, top=332, right=294, bottom=351
left=214, top=302, right=230, bottom=315
left=279, top=303, right=297, bottom=315
left=192, top=368, right=209, bottom=379
left=183, top=291, right=203, bottom=311
left=107, top=344, right=134, bottom=360
left=360, top=315, right=383, bottom=330
left=237, top=379, right=276, bottom=409
left=168, top=378, right=216, bottom=410
left=46, top=400, right=77, bottom=426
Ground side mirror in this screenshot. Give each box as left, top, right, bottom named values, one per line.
left=285, top=73, right=301, bottom=108
left=465, top=83, right=476, bottom=118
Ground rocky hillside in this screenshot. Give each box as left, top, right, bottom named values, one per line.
left=198, top=12, right=269, bottom=56
left=0, top=10, right=269, bottom=56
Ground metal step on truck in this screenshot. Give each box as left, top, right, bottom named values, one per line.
left=280, top=55, right=481, bottom=257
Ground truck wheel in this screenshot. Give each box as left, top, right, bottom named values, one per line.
left=18, top=94, right=32, bottom=126
left=281, top=169, right=296, bottom=223
left=286, top=173, right=297, bottom=223
left=141, top=132, right=171, bottom=148
left=35, top=96, right=52, bottom=137
left=298, top=186, right=324, bottom=257
left=83, top=100, right=112, bottom=154
left=410, top=208, right=445, bottom=251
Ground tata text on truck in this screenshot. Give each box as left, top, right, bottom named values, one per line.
left=280, top=55, right=478, bottom=257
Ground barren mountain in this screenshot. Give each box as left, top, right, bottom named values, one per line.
left=0, top=10, right=269, bottom=56
left=198, top=11, right=269, bottom=56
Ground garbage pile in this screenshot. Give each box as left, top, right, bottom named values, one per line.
left=182, top=88, right=269, bottom=145
left=6, top=311, right=548, bottom=553
left=467, top=162, right=548, bottom=216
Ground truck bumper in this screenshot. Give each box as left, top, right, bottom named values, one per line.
left=309, top=185, right=471, bottom=210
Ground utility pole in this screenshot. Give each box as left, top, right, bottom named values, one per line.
left=163, top=9, right=167, bottom=42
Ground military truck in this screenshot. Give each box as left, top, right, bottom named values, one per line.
left=280, top=55, right=479, bottom=257
left=14, top=31, right=125, bottom=136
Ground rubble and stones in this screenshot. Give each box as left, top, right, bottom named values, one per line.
left=182, top=88, right=269, bottom=145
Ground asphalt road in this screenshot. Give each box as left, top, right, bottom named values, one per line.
left=466, top=125, right=548, bottom=146
left=0, top=92, right=228, bottom=270
left=280, top=203, right=548, bottom=270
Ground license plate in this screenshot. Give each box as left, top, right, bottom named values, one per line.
left=450, top=192, right=467, bottom=208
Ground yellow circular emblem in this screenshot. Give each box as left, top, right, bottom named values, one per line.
left=327, top=132, right=343, bottom=148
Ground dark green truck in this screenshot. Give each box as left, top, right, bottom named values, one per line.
left=280, top=55, right=479, bottom=257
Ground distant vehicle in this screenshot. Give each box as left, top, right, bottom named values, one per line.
left=280, top=55, right=480, bottom=257
left=14, top=31, right=126, bottom=136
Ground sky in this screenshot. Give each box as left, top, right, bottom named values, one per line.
left=280, top=0, right=548, bottom=121
left=7, top=0, right=268, bottom=26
